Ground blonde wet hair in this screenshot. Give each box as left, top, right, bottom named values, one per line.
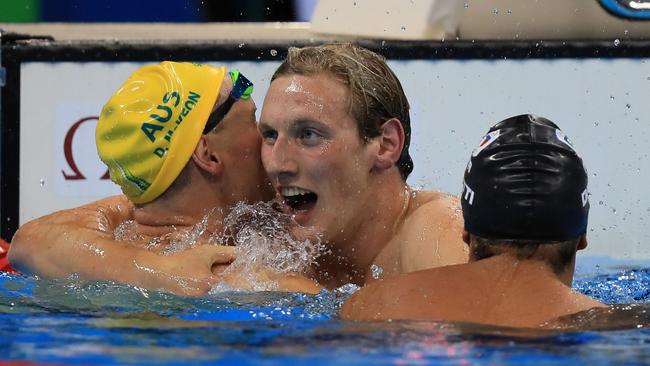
left=271, top=43, right=414, bottom=180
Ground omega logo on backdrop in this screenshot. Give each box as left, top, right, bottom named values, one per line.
left=61, top=116, right=110, bottom=181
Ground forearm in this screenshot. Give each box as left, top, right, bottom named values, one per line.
left=8, top=195, right=152, bottom=283
left=219, top=268, right=323, bottom=294
left=11, top=219, right=149, bottom=283
left=268, top=272, right=323, bottom=294
left=11, top=222, right=224, bottom=295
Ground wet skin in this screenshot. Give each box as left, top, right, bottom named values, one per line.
left=259, top=73, right=379, bottom=246
left=205, top=94, right=274, bottom=206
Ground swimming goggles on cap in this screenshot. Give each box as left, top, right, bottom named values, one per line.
left=203, top=69, right=254, bottom=134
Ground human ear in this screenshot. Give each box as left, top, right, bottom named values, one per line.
left=373, top=118, right=405, bottom=171
left=191, top=135, right=223, bottom=176
left=462, top=230, right=471, bottom=245
left=577, top=234, right=588, bottom=251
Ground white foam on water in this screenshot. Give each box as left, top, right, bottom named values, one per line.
left=111, top=202, right=323, bottom=293
left=210, top=201, right=324, bottom=293
left=113, top=209, right=225, bottom=254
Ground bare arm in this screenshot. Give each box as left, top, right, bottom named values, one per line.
left=9, top=195, right=322, bottom=295
left=8, top=196, right=235, bottom=296
left=340, top=279, right=395, bottom=321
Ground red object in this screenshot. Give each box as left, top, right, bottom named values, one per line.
left=0, top=238, right=18, bottom=274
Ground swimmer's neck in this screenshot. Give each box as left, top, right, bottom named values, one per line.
left=132, top=194, right=227, bottom=235
left=318, top=177, right=412, bottom=287
left=130, top=164, right=237, bottom=233
left=471, top=246, right=578, bottom=287
left=479, top=253, right=575, bottom=287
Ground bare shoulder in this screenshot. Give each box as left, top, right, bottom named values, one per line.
left=84, top=195, right=135, bottom=232
left=341, top=278, right=390, bottom=320
left=15, top=195, right=133, bottom=238
left=9, top=195, right=134, bottom=275
left=78, top=195, right=133, bottom=218
left=342, top=266, right=467, bottom=321
left=397, top=191, right=468, bottom=272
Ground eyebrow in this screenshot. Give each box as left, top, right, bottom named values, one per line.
left=257, top=120, right=272, bottom=130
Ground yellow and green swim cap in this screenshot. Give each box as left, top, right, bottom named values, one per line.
left=96, top=61, right=226, bottom=204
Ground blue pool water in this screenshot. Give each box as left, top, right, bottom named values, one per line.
left=1, top=258, right=649, bottom=365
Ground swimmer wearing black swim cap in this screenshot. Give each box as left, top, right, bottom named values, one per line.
left=461, top=114, right=590, bottom=243
left=342, top=114, right=606, bottom=328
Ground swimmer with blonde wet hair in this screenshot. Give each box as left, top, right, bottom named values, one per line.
left=10, top=61, right=321, bottom=296
left=11, top=43, right=469, bottom=294
left=259, top=43, right=467, bottom=288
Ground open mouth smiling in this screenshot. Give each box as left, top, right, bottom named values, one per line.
left=281, top=187, right=318, bottom=213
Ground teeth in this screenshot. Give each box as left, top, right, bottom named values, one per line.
left=281, top=187, right=312, bottom=197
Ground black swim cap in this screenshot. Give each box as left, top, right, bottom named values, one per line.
left=461, top=114, right=589, bottom=242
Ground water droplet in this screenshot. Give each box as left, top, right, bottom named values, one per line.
left=613, top=39, right=621, bottom=46
left=370, top=264, right=384, bottom=280
left=39, top=179, right=45, bottom=187
left=626, top=103, right=631, bottom=109
left=464, top=2, right=469, bottom=8
left=507, top=9, right=512, bottom=14
left=492, top=8, right=499, bottom=14
left=610, top=95, right=615, bottom=101
left=624, top=29, right=629, bottom=35
left=270, top=49, right=277, bottom=56
left=238, top=43, right=245, bottom=48
left=401, top=26, right=407, bottom=31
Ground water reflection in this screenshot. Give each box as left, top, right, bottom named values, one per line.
left=0, top=265, right=649, bottom=364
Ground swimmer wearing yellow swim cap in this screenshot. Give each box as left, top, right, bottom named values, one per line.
left=11, top=61, right=320, bottom=296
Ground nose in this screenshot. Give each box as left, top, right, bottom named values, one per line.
left=262, top=135, right=299, bottom=184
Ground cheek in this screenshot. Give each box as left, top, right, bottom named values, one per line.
left=307, top=148, right=355, bottom=187
left=329, top=150, right=374, bottom=193
left=239, top=131, right=262, bottom=156
left=260, top=144, right=272, bottom=169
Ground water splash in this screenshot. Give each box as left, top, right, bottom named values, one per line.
left=113, top=209, right=224, bottom=254
left=161, top=209, right=221, bottom=255
left=210, top=202, right=324, bottom=293
left=112, top=202, right=323, bottom=292
left=114, top=220, right=145, bottom=242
